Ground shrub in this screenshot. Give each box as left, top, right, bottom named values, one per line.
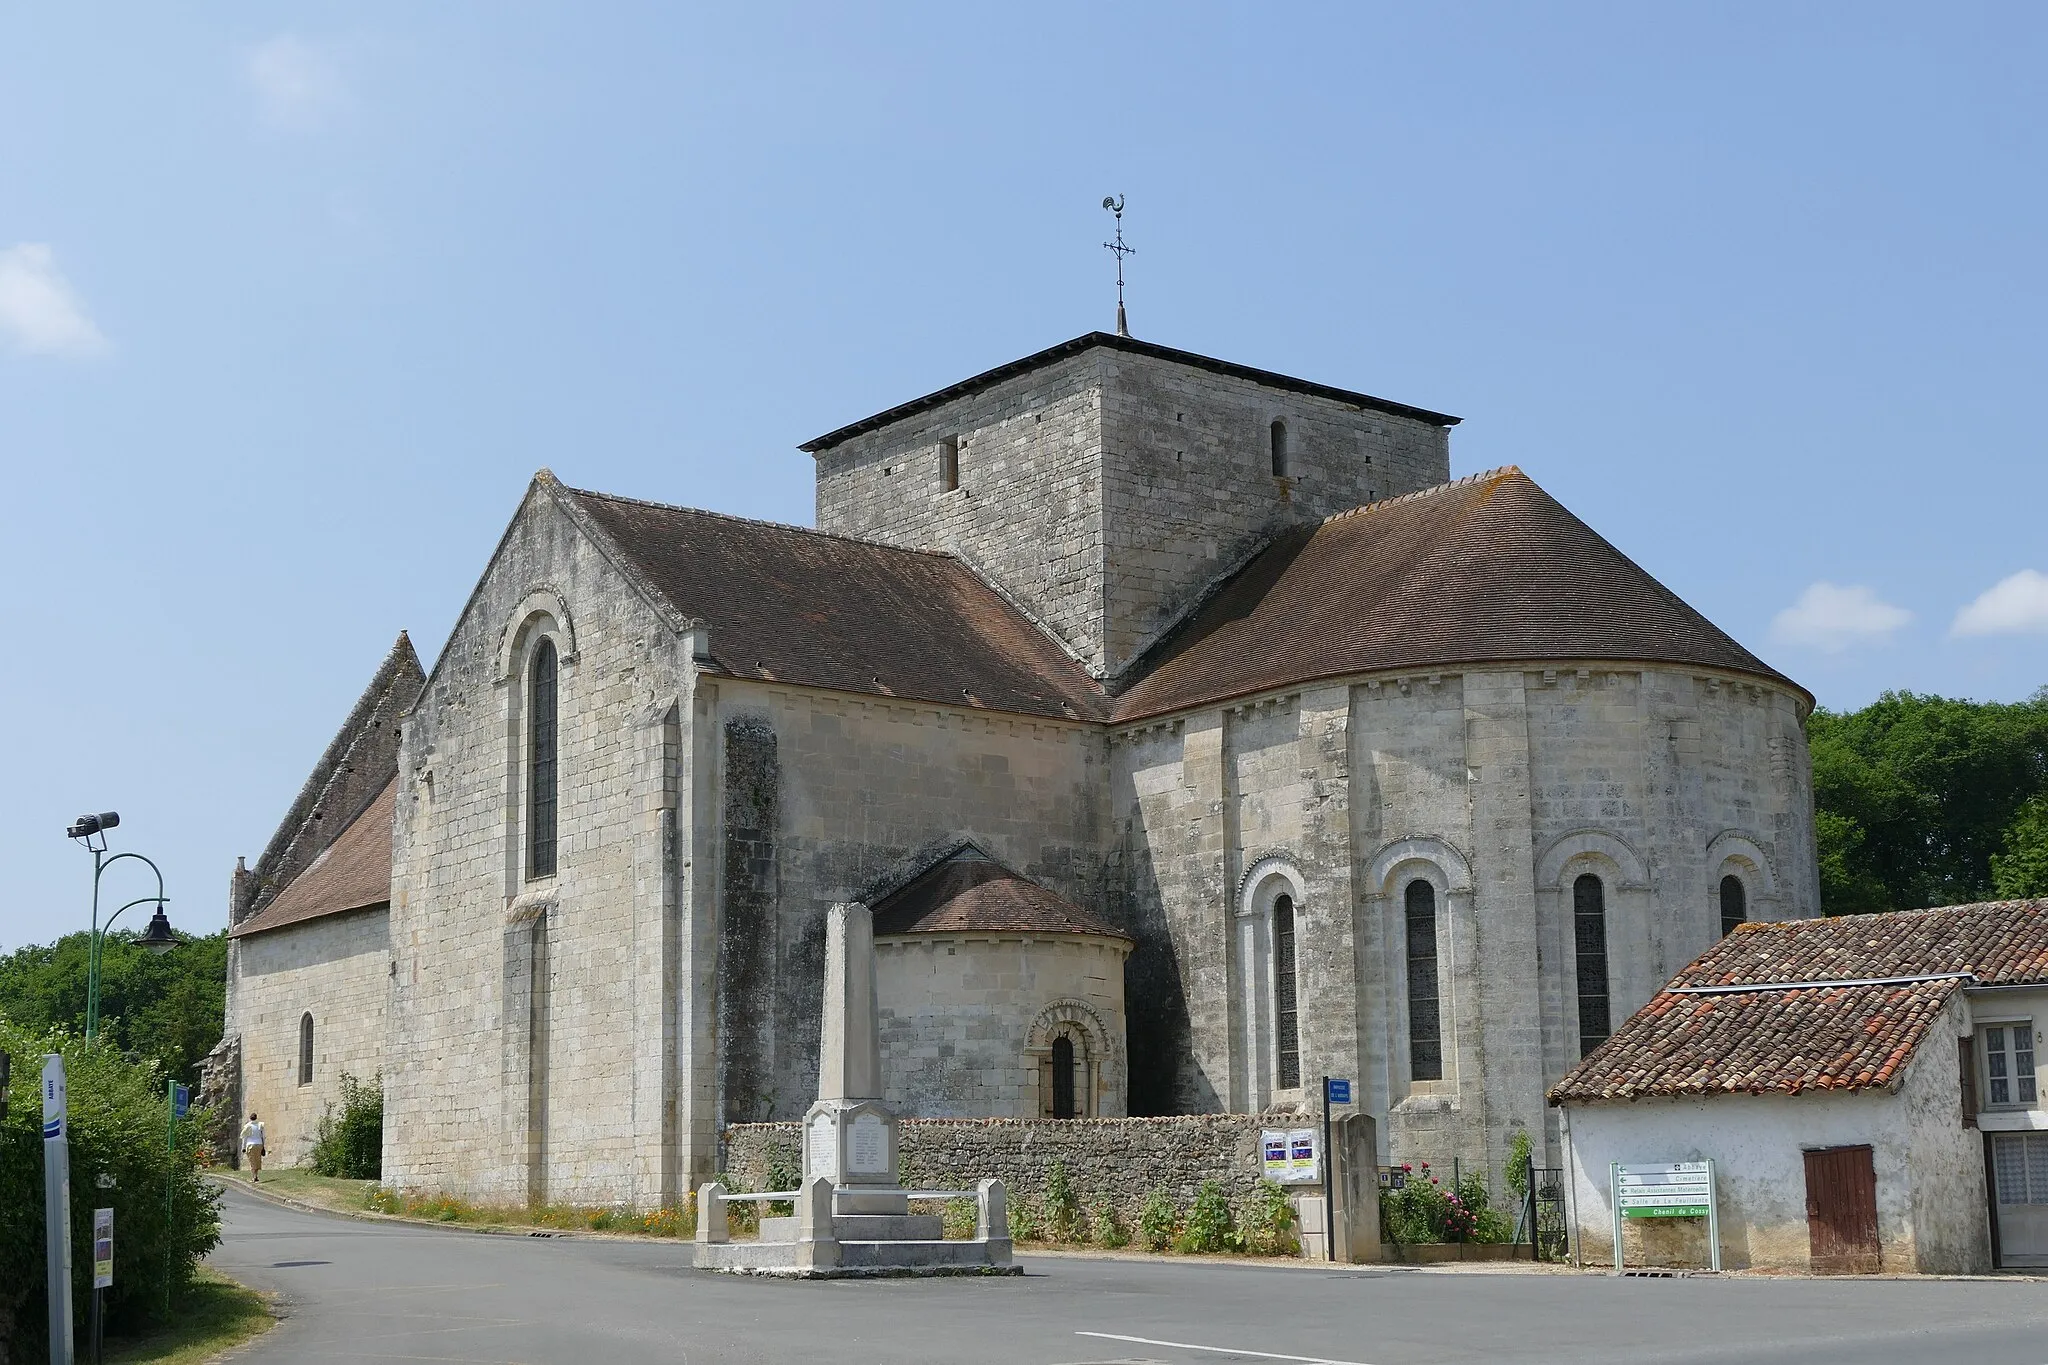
left=1137, top=1185, right=1178, bottom=1252
left=0, top=1020, right=222, bottom=1358
left=762, top=1159, right=799, bottom=1219
left=1009, top=1195, right=1042, bottom=1242
left=1505, top=1130, right=1533, bottom=1202
left=1090, top=1199, right=1128, bottom=1249
left=940, top=1197, right=977, bottom=1240
left=1239, top=1178, right=1298, bottom=1256
left=308, top=1072, right=382, bottom=1180
left=1380, top=1162, right=1512, bottom=1244
left=1176, top=1179, right=1235, bottom=1253
left=1043, top=1159, right=1081, bottom=1242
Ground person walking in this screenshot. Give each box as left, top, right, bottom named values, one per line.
left=241, top=1111, right=267, bottom=1181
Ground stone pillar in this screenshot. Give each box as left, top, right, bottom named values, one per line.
left=677, top=674, right=722, bottom=1188
left=793, top=1174, right=840, bottom=1272
left=801, top=902, right=906, bottom=1215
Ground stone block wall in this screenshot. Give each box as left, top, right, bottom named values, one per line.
left=714, top=678, right=1111, bottom=1126
left=723, top=1114, right=1281, bottom=1222
left=232, top=907, right=390, bottom=1168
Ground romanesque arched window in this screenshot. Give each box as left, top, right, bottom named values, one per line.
left=298, top=1011, right=314, bottom=1086
left=527, top=638, right=559, bottom=880
left=1270, top=420, right=1290, bottom=477
left=1273, top=893, right=1301, bottom=1089
left=1720, top=874, right=1747, bottom=937
left=1573, top=873, right=1611, bottom=1057
left=1405, top=880, right=1442, bottom=1081
left=1051, top=1033, right=1077, bottom=1119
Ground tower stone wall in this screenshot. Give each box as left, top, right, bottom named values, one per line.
left=813, top=339, right=1453, bottom=678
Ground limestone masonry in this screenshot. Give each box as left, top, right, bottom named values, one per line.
left=214, top=329, right=1818, bottom=1209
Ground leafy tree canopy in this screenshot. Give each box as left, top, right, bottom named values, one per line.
left=1811, top=687, right=2048, bottom=914
left=0, top=928, right=227, bottom=1084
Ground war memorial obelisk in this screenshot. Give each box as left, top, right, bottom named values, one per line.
left=693, top=901, right=1014, bottom=1276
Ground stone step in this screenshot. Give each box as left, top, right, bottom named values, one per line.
left=836, top=1239, right=1000, bottom=1269
left=758, top=1213, right=945, bottom=1243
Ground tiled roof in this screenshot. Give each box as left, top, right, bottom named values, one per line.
left=870, top=852, right=1130, bottom=941
left=1110, top=469, right=1802, bottom=722
left=563, top=486, right=1107, bottom=723
left=230, top=780, right=394, bottom=937
left=1549, top=900, right=2048, bottom=1104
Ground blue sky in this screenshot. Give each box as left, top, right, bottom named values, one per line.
left=4, top=4, right=2045, bottom=949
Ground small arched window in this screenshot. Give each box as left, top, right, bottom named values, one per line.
left=298, top=1012, right=314, bottom=1086
left=1270, top=420, right=1290, bottom=477
left=1273, top=893, right=1301, bottom=1089
left=527, top=638, right=559, bottom=880
left=1405, top=881, right=1442, bottom=1081
left=1573, top=874, right=1611, bottom=1057
left=1051, top=1034, right=1077, bottom=1119
left=938, top=436, right=959, bottom=492
left=1720, top=874, right=1747, bottom=936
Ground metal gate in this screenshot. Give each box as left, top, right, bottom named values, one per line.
left=1512, top=1159, right=1570, bottom=1260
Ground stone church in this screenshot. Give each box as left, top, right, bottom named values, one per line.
left=214, top=330, right=1820, bottom=1208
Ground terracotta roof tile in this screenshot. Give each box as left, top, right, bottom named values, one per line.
left=230, top=780, right=393, bottom=937
left=1549, top=899, right=2048, bottom=1104
left=1110, top=469, right=1803, bottom=722
left=871, top=853, right=1129, bottom=941
left=564, top=488, right=1106, bottom=723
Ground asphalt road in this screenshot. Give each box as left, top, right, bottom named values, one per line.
left=211, top=1183, right=2048, bottom=1365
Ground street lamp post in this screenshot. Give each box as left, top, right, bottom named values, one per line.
left=67, top=812, right=179, bottom=1043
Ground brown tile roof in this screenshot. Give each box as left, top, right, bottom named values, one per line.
left=1110, top=468, right=1804, bottom=722
left=562, top=486, right=1107, bottom=723
left=230, top=780, right=394, bottom=938
left=871, top=852, right=1130, bottom=941
left=1549, top=900, right=2048, bottom=1104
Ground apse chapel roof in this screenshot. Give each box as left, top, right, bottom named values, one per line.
left=553, top=465, right=1800, bottom=729
left=230, top=779, right=396, bottom=937
left=1547, top=899, right=2048, bottom=1106
left=869, top=848, right=1129, bottom=942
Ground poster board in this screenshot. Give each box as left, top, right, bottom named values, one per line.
left=1261, top=1127, right=1320, bottom=1184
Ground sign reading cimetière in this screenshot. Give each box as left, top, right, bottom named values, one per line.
left=1616, top=1161, right=1712, bottom=1218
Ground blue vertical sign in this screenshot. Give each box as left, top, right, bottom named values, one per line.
left=1326, top=1078, right=1351, bottom=1105
left=173, top=1084, right=190, bottom=1119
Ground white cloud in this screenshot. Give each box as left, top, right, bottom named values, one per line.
left=246, top=35, right=346, bottom=129
left=1769, top=582, right=1912, bottom=652
left=1952, top=570, right=2048, bottom=638
left=0, top=243, right=107, bottom=357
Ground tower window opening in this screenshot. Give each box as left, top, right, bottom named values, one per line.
left=1720, top=874, right=1747, bottom=937
left=1273, top=893, right=1301, bottom=1088
left=1405, top=880, right=1442, bottom=1081
left=1270, top=420, right=1290, bottom=478
left=1051, top=1033, right=1077, bottom=1119
left=1574, top=873, right=1611, bottom=1057
left=938, top=437, right=959, bottom=492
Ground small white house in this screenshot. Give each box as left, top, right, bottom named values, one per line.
left=1551, top=899, right=2048, bottom=1274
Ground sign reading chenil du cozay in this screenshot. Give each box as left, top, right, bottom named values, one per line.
left=1616, top=1161, right=1712, bottom=1218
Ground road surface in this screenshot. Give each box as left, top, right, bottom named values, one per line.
left=210, top=1182, right=2048, bottom=1364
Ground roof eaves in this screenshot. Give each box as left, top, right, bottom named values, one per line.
left=800, top=332, right=1461, bottom=453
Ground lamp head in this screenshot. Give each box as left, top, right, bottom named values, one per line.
left=136, top=905, right=180, bottom=956
left=67, top=812, right=119, bottom=841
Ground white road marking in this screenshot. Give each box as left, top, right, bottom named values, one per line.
left=1074, top=1331, right=1375, bottom=1365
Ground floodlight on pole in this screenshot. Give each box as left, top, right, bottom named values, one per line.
left=68, top=812, right=177, bottom=1039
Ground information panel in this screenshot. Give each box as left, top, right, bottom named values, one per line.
left=1616, top=1162, right=1712, bottom=1218
left=1261, top=1127, right=1320, bottom=1184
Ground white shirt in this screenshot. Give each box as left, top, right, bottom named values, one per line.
left=241, top=1120, right=265, bottom=1149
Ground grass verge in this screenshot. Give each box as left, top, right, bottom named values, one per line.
left=103, top=1267, right=275, bottom=1365
left=213, top=1165, right=376, bottom=1216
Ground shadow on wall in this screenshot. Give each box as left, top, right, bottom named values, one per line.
left=1117, top=831, right=1212, bottom=1115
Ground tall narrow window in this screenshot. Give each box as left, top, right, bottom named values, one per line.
left=1405, top=881, right=1443, bottom=1081
left=298, top=1012, right=314, bottom=1086
left=1984, top=1023, right=2038, bottom=1108
left=1051, top=1034, right=1077, bottom=1119
left=1269, top=420, right=1289, bottom=477
left=938, top=436, right=959, bottom=492
left=1573, top=874, right=1611, bottom=1058
left=527, top=639, right=559, bottom=880
left=1273, top=894, right=1301, bottom=1089
left=1719, top=875, right=1747, bottom=936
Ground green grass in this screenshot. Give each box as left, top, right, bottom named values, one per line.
left=103, top=1267, right=275, bottom=1365
left=214, top=1164, right=376, bottom=1215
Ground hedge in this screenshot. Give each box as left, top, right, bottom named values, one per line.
left=0, top=1018, right=221, bottom=1363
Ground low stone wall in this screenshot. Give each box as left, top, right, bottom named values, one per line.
left=723, top=1114, right=1277, bottom=1220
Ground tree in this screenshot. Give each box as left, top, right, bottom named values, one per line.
left=0, top=930, right=228, bottom=1085
left=1809, top=687, right=2048, bottom=914
left=1994, top=795, right=2048, bottom=899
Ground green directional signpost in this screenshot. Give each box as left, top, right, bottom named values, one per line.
left=1609, top=1159, right=1720, bottom=1272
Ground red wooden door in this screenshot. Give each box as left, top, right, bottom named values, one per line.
left=1804, top=1145, right=1881, bottom=1274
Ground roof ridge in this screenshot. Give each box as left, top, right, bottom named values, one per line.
left=560, top=483, right=962, bottom=560
left=1318, top=465, right=1523, bottom=526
